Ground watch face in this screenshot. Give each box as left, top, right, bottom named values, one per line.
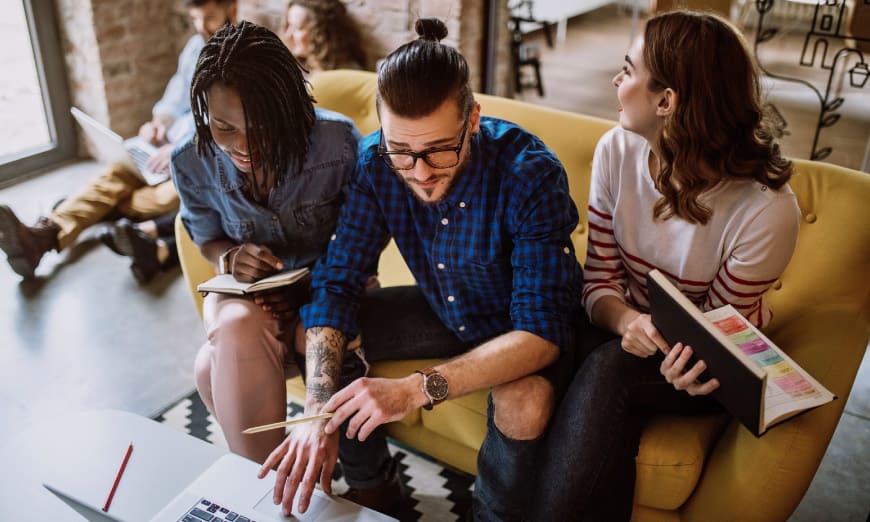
left=426, top=372, right=449, bottom=402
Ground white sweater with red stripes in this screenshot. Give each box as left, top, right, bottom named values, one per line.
left=583, top=127, right=801, bottom=328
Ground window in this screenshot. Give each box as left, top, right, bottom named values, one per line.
left=0, top=0, right=74, bottom=185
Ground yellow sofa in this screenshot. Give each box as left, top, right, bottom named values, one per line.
left=175, top=69, right=870, bottom=521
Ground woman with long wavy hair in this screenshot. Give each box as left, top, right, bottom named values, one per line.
left=533, top=10, right=801, bottom=521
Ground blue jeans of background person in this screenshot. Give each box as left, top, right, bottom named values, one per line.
left=325, top=285, right=570, bottom=521
left=533, top=316, right=720, bottom=521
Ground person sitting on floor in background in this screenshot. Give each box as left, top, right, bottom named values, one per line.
left=173, top=20, right=360, bottom=466
left=532, top=10, right=801, bottom=521
left=258, top=18, right=583, bottom=521
left=0, top=0, right=237, bottom=283
left=283, top=0, right=367, bottom=73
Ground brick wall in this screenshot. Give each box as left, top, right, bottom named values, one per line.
left=57, top=0, right=512, bottom=148
left=57, top=0, right=191, bottom=143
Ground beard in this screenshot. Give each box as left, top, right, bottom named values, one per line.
left=398, top=149, right=472, bottom=205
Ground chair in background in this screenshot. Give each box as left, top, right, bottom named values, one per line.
left=510, top=0, right=553, bottom=97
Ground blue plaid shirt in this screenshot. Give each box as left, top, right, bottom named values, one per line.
left=300, top=117, right=583, bottom=351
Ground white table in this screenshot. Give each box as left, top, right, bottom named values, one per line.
left=0, top=409, right=225, bottom=520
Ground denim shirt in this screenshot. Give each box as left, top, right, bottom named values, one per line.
left=172, top=108, right=361, bottom=269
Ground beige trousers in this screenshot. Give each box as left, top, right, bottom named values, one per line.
left=51, top=164, right=178, bottom=250
left=195, top=293, right=300, bottom=463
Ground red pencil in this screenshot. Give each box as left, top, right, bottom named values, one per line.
left=102, top=443, right=133, bottom=512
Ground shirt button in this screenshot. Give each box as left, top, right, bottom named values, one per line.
left=330, top=234, right=337, bottom=241
left=459, top=202, right=466, bottom=208
left=563, top=247, right=570, bottom=255
left=447, top=295, right=455, bottom=302
left=441, top=218, right=449, bottom=225
left=437, top=263, right=445, bottom=270
left=458, top=325, right=466, bottom=332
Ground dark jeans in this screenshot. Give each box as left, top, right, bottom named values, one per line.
left=532, top=315, right=720, bottom=521
left=319, top=286, right=569, bottom=521
left=152, top=211, right=178, bottom=267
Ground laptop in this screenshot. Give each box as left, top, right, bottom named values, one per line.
left=70, top=107, right=169, bottom=186
left=45, top=453, right=397, bottom=522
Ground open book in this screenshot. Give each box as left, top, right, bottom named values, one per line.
left=197, top=267, right=310, bottom=296
left=647, top=269, right=835, bottom=437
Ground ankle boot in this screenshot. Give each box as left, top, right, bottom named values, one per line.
left=340, top=456, right=406, bottom=516
left=0, top=205, right=59, bottom=278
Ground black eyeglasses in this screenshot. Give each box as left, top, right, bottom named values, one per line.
left=377, top=121, right=469, bottom=170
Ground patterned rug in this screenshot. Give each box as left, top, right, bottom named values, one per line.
left=154, top=390, right=475, bottom=521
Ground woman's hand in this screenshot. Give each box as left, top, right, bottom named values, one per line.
left=660, top=343, right=720, bottom=396
left=230, top=243, right=283, bottom=282
left=253, top=288, right=297, bottom=322
left=620, top=312, right=669, bottom=358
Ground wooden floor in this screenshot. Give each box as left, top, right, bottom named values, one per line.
left=514, top=5, right=870, bottom=172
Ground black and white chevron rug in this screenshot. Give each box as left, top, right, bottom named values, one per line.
left=154, top=390, right=474, bottom=521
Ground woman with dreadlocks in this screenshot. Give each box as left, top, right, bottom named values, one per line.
left=171, top=20, right=360, bottom=463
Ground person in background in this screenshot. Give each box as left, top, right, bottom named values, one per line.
left=533, top=10, right=801, bottom=521
left=174, top=21, right=360, bottom=465
left=283, top=0, right=366, bottom=73
left=0, top=0, right=237, bottom=283
left=259, top=18, right=583, bottom=521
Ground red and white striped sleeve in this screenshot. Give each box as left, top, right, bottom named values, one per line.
left=582, top=135, right=627, bottom=316
left=703, top=189, right=800, bottom=328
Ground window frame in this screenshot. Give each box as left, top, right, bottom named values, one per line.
left=0, top=0, right=75, bottom=186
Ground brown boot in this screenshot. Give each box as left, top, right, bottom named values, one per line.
left=340, top=457, right=406, bottom=516
left=0, top=205, right=60, bottom=278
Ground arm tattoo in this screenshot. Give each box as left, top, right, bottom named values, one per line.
left=305, top=327, right=347, bottom=407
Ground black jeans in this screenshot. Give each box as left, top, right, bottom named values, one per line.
left=532, top=315, right=720, bottom=521
left=314, top=286, right=569, bottom=521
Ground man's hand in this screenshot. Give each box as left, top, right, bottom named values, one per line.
left=138, top=114, right=173, bottom=145
left=146, top=143, right=173, bottom=174
left=258, top=421, right=339, bottom=516
left=621, top=312, right=669, bottom=358
left=253, top=288, right=297, bottom=322
left=322, top=375, right=423, bottom=442
left=230, top=244, right=283, bottom=283
left=660, top=342, right=720, bottom=396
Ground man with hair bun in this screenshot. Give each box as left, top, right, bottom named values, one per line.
left=260, top=18, right=583, bottom=521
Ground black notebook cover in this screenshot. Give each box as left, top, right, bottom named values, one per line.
left=647, top=270, right=766, bottom=437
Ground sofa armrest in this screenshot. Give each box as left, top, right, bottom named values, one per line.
left=174, top=213, right=215, bottom=319
left=681, top=304, right=869, bottom=521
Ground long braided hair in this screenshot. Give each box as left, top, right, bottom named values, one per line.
left=191, top=20, right=315, bottom=182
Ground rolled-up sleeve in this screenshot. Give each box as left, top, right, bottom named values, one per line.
left=508, top=165, right=584, bottom=352
left=172, top=145, right=225, bottom=246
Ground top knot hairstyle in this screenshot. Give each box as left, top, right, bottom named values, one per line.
left=376, top=18, right=473, bottom=120
left=643, top=10, right=792, bottom=225
left=190, top=20, right=316, bottom=179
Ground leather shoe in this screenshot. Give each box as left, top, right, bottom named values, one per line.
left=110, top=219, right=161, bottom=284
left=98, top=223, right=123, bottom=256
left=340, top=457, right=405, bottom=516
left=0, top=205, right=59, bottom=278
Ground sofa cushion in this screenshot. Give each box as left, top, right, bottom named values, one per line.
left=634, top=413, right=728, bottom=510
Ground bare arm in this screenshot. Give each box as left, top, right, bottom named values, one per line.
left=433, top=329, right=557, bottom=398
left=323, top=329, right=558, bottom=441
left=303, top=326, right=348, bottom=411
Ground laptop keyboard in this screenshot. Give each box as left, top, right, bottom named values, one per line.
left=179, top=497, right=258, bottom=522
left=127, top=145, right=152, bottom=172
